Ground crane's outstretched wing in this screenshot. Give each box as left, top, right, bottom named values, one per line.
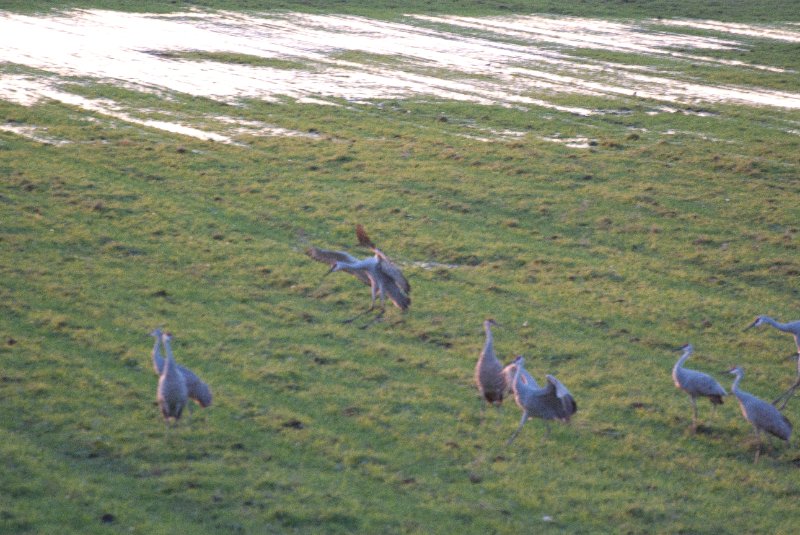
left=306, top=247, right=371, bottom=286
left=545, top=374, right=577, bottom=419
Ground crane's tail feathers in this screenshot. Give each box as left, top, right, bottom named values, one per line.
left=381, top=277, right=410, bottom=310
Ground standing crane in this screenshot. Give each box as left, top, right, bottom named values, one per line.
left=671, top=343, right=726, bottom=431
left=149, top=328, right=212, bottom=409
left=728, top=366, right=792, bottom=463
left=744, top=315, right=800, bottom=409
left=474, top=319, right=506, bottom=410
left=157, top=331, right=188, bottom=426
left=505, top=356, right=576, bottom=445
left=308, top=224, right=410, bottom=324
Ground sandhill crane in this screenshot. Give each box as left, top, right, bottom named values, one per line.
left=474, top=319, right=505, bottom=409
left=309, top=224, right=410, bottom=324
left=671, top=343, right=726, bottom=431
left=157, top=331, right=188, bottom=425
left=744, top=315, right=800, bottom=409
left=149, top=328, right=212, bottom=409
left=728, top=366, right=792, bottom=463
left=506, top=356, right=577, bottom=445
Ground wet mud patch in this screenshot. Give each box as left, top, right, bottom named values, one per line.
left=1, top=10, right=799, bottom=142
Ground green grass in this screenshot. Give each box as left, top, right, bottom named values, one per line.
left=565, top=47, right=800, bottom=93
left=6, top=0, right=800, bottom=21
left=2, top=2, right=800, bottom=534
left=148, top=51, right=313, bottom=71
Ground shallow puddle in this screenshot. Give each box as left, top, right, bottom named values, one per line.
left=1, top=10, right=798, bottom=141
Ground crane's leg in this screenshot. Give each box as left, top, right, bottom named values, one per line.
left=506, top=412, right=529, bottom=446
left=342, top=307, right=373, bottom=324
left=478, top=398, right=489, bottom=426
left=355, top=286, right=387, bottom=328
left=341, top=288, right=375, bottom=323
left=358, top=308, right=385, bottom=330
left=488, top=399, right=504, bottom=428
left=343, top=283, right=378, bottom=324
left=753, top=428, right=762, bottom=464
left=766, top=434, right=777, bottom=453
left=690, top=396, right=698, bottom=432
left=389, top=308, right=408, bottom=328
left=773, top=376, right=800, bottom=410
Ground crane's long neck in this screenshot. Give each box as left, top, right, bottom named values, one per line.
left=730, top=371, right=742, bottom=395
left=162, top=336, right=177, bottom=376
left=758, top=317, right=800, bottom=354
left=674, top=349, right=691, bottom=371
left=672, top=349, right=692, bottom=382
left=762, top=316, right=790, bottom=331
left=482, top=323, right=495, bottom=361
left=152, top=334, right=163, bottom=367
left=512, top=360, right=523, bottom=388
left=152, top=335, right=161, bottom=360
left=343, top=257, right=376, bottom=271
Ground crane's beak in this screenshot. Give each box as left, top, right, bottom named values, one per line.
left=743, top=320, right=758, bottom=332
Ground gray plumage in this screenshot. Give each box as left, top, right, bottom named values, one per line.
left=671, top=343, right=726, bottom=429
left=149, top=328, right=212, bottom=408
left=744, top=315, right=800, bottom=409
left=312, top=224, right=410, bottom=313
left=506, top=355, right=577, bottom=445
left=157, top=332, right=188, bottom=424
left=728, top=366, right=792, bottom=462
left=474, top=319, right=506, bottom=407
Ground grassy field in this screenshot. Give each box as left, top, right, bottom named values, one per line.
left=2, top=1, right=800, bottom=534
left=7, top=0, right=800, bottom=21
